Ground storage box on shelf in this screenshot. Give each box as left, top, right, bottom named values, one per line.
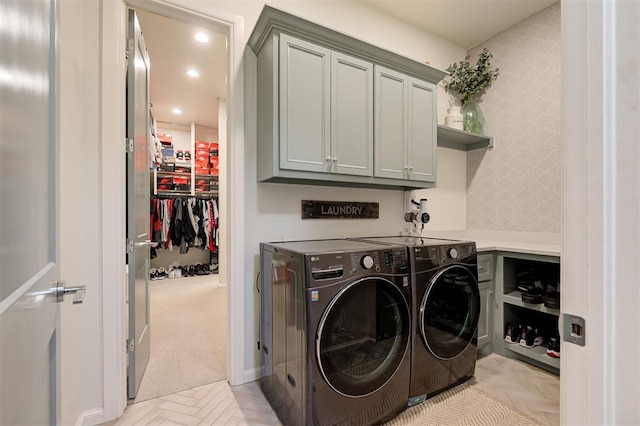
left=494, top=252, right=560, bottom=374
left=152, top=170, right=192, bottom=195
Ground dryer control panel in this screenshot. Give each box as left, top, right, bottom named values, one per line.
left=414, top=242, right=477, bottom=267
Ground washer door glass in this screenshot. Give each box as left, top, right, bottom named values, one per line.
left=419, top=265, right=480, bottom=360
left=316, top=277, right=410, bottom=397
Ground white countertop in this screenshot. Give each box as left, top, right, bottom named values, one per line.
left=421, top=229, right=561, bottom=257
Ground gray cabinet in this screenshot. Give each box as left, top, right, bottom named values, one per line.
left=279, top=35, right=373, bottom=177
left=476, top=254, right=494, bottom=353
left=331, top=52, right=373, bottom=176
left=278, top=34, right=331, bottom=173
left=374, top=66, right=436, bottom=183
left=249, top=5, right=446, bottom=190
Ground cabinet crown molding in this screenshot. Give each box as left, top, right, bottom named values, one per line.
left=248, top=5, right=447, bottom=85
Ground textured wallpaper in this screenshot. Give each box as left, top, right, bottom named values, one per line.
left=464, top=2, right=561, bottom=232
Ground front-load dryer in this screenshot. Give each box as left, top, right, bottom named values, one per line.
left=260, top=239, right=412, bottom=425
left=355, top=236, right=480, bottom=406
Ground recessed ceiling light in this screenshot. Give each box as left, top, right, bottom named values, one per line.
left=172, top=108, right=182, bottom=114
left=194, top=32, right=209, bottom=43
left=186, top=69, right=200, bottom=78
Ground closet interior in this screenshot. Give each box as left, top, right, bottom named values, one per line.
left=149, top=120, right=220, bottom=280
left=129, top=8, right=229, bottom=403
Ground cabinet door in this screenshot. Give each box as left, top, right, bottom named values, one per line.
left=279, top=34, right=331, bottom=173
left=374, top=66, right=407, bottom=179
left=407, top=78, right=436, bottom=182
left=331, top=52, right=373, bottom=176
left=477, top=280, right=494, bottom=349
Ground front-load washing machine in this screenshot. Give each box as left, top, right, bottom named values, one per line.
left=355, top=236, right=480, bottom=406
left=260, top=239, right=411, bottom=425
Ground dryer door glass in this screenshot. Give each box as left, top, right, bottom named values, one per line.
left=419, top=265, right=480, bottom=360
left=316, top=278, right=410, bottom=397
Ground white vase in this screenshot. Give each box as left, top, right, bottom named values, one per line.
left=444, top=106, right=464, bottom=130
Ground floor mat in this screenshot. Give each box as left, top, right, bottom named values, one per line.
left=385, top=383, right=542, bottom=426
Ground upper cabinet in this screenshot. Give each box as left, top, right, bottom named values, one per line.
left=375, top=66, right=436, bottom=183
left=249, top=5, right=447, bottom=190
left=278, top=34, right=374, bottom=177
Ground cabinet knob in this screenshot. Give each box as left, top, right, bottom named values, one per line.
left=403, top=165, right=409, bottom=170
left=326, top=156, right=331, bottom=162
left=333, top=157, right=338, bottom=162
left=409, top=166, right=414, bottom=171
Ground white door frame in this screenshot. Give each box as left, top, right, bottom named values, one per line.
left=100, top=0, right=245, bottom=419
left=562, top=0, right=640, bottom=423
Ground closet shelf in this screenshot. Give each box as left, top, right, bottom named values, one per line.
left=437, top=125, right=493, bottom=151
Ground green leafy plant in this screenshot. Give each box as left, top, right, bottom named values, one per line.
left=444, top=48, right=500, bottom=105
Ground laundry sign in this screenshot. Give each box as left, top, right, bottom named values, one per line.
left=301, top=200, right=379, bottom=219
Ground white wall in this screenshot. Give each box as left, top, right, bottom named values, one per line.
left=59, top=0, right=103, bottom=423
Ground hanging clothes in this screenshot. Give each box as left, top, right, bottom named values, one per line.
left=150, top=196, right=219, bottom=255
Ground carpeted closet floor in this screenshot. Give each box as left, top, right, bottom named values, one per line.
left=132, top=274, right=227, bottom=403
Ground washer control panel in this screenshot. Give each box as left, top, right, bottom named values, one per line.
left=308, top=249, right=408, bottom=280
left=361, top=255, right=374, bottom=269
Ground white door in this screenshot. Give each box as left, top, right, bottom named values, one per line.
left=0, top=0, right=84, bottom=423
left=126, top=9, right=152, bottom=399
left=562, top=0, right=640, bottom=423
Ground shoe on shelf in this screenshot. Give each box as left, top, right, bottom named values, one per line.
left=543, top=291, right=560, bottom=309
left=521, top=287, right=544, bottom=304
left=150, top=268, right=158, bottom=280
left=517, top=280, right=534, bottom=293
left=504, top=322, right=520, bottom=344
left=519, top=326, right=543, bottom=348
left=547, top=335, right=561, bottom=358
left=176, top=150, right=184, bottom=161
left=543, top=281, right=560, bottom=309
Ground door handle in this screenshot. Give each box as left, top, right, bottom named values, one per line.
left=45, top=281, right=87, bottom=304
left=135, top=240, right=158, bottom=248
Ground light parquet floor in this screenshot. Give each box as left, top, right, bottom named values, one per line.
left=108, top=352, right=559, bottom=426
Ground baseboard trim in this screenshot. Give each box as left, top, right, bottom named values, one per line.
left=76, top=408, right=105, bottom=426
left=243, top=366, right=262, bottom=384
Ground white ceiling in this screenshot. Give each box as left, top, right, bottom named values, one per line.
left=136, top=10, right=227, bottom=130
left=135, top=0, right=557, bottom=131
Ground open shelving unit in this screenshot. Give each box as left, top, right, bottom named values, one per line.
left=436, top=125, right=493, bottom=151
left=494, top=252, right=561, bottom=375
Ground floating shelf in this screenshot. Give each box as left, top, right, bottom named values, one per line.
left=437, top=125, right=493, bottom=151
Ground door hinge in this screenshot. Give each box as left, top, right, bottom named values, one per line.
left=126, top=239, right=134, bottom=253
left=126, top=138, right=134, bottom=153
left=127, top=339, right=135, bottom=353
